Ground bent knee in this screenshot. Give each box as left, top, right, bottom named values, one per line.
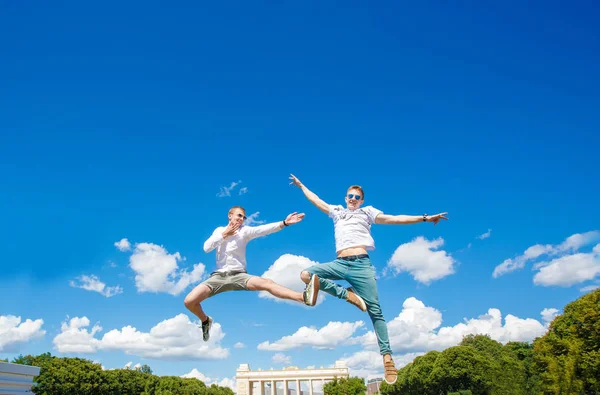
left=300, top=271, right=311, bottom=283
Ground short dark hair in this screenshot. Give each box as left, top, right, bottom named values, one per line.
left=347, top=185, right=364, bottom=199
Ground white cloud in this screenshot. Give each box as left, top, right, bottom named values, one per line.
left=532, top=247, right=600, bottom=287
left=341, top=350, right=423, bottom=379
left=234, top=342, right=246, bottom=349
left=53, top=317, right=102, bottom=353
left=114, top=238, right=131, bottom=252
left=69, top=275, right=123, bottom=298
left=272, top=353, right=291, bottom=365
left=350, top=297, right=547, bottom=355
left=493, top=231, right=600, bottom=278
left=217, top=180, right=242, bottom=197
left=259, top=254, right=326, bottom=306
left=53, top=314, right=229, bottom=360
left=257, top=321, right=364, bottom=351
left=182, top=368, right=212, bottom=382
left=239, top=187, right=248, bottom=195
left=477, top=229, right=492, bottom=240
left=181, top=369, right=237, bottom=391
left=541, top=308, right=559, bottom=326
left=129, top=242, right=206, bottom=295
left=580, top=284, right=600, bottom=293
left=0, top=315, right=46, bottom=352
left=385, top=237, right=457, bottom=284
left=245, top=212, right=266, bottom=226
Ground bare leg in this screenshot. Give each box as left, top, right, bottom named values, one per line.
left=247, top=277, right=304, bottom=303
left=184, top=284, right=212, bottom=322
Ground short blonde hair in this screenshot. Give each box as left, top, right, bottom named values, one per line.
left=347, top=185, right=364, bottom=199
left=228, top=205, right=246, bottom=215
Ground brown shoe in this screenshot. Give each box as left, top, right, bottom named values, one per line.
left=384, top=359, right=398, bottom=385
left=345, top=288, right=367, bottom=312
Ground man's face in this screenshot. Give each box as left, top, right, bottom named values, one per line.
left=228, top=208, right=246, bottom=226
left=345, top=188, right=364, bottom=210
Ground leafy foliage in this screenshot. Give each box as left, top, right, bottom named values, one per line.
left=381, top=289, right=599, bottom=395
left=323, top=376, right=367, bottom=395
left=8, top=353, right=230, bottom=395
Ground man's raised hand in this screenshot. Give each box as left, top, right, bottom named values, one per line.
left=222, top=222, right=240, bottom=238
left=284, top=212, right=305, bottom=225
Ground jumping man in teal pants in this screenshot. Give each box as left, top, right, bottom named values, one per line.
left=289, top=174, right=448, bottom=385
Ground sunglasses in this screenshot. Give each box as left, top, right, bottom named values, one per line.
left=347, top=194, right=362, bottom=200
left=235, top=213, right=247, bottom=220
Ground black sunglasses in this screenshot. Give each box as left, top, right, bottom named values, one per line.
left=236, top=213, right=247, bottom=220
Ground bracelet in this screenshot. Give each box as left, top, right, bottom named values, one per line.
left=283, top=220, right=288, bottom=226
left=423, top=214, right=428, bottom=222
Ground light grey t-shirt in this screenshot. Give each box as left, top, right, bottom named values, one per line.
left=328, top=204, right=382, bottom=253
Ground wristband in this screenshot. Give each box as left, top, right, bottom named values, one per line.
left=423, top=214, right=428, bottom=222
left=283, top=220, right=288, bottom=226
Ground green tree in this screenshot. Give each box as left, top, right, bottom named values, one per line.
left=141, top=364, right=153, bottom=375
left=533, top=288, right=600, bottom=394
left=323, top=377, right=366, bottom=395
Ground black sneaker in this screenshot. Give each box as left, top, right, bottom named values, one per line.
left=201, top=316, right=213, bottom=341
left=302, top=274, right=320, bottom=306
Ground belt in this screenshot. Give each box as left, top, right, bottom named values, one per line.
left=211, top=270, right=247, bottom=276
left=338, top=254, right=369, bottom=261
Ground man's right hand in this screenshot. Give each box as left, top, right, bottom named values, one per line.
left=222, top=222, right=240, bottom=239
left=289, top=174, right=303, bottom=188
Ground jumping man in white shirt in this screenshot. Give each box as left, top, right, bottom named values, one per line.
left=289, top=174, right=448, bottom=385
left=184, top=205, right=320, bottom=341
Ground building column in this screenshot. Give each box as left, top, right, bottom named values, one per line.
left=259, top=381, right=264, bottom=395
left=309, top=379, right=313, bottom=395
left=271, top=380, right=276, bottom=395
left=283, top=380, right=288, bottom=395
left=296, top=379, right=300, bottom=395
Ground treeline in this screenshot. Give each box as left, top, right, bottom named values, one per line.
left=7, top=353, right=234, bottom=395
left=380, top=288, right=600, bottom=395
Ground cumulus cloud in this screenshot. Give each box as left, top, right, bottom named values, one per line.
left=342, top=350, right=423, bottom=379
left=69, top=275, right=123, bottom=298
left=257, top=321, right=364, bottom=351
left=349, top=297, right=547, bottom=354
left=182, top=368, right=213, bottom=382
left=234, top=342, right=246, bottom=349
left=181, top=369, right=237, bottom=391
left=580, top=284, right=600, bottom=293
left=541, top=308, right=559, bottom=326
left=493, top=230, right=600, bottom=278
left=217, top=181, right=242, bottom=197
left=533, top=248, right=600, bottom=287
left=272, top=353, right=291, bottom=365
left=259, top=254, right=326, bottom=306
left=129, top=243, right=206, bottom=295
left=239, top=187, right=248, bottom=195
left=0, top=315, right=46, bottom=352
left=114, top=238, right=131, bottom=252
left=53, top=314, right=229, bottom=360
left=245, top=212, right=266, bottom=226
left=385, top=237, right=457, bottom=284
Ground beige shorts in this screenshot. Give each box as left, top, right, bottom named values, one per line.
left=201, top=271, right=255, bottom=297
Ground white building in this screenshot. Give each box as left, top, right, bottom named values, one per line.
left=235, top=360, right=350, bottom=395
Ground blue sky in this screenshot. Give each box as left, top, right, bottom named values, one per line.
left=1, top=0, right=599, bottom=388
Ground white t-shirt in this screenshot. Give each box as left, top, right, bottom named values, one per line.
left=328, top=204, right=382, bottom=253
left=203, top=222, right=282, bottom=273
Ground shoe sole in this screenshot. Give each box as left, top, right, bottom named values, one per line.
left=203, top=318, right=212, bottom=342
left=384, top=376, right=397, bottom=385
left=309, top=274, right=320, bottom=306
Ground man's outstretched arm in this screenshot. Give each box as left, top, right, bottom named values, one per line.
left=245, top=212, right=306, bottom=240
left=375, top=212, right=449, bottom=225
left=289, top=174, right=329, bottom=215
